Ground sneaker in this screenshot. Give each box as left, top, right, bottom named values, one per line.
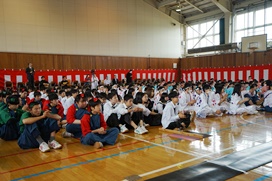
left=143, top=123, right=150, bottom=127
left=134, top=126, right=145, bottom=135
left=120, top=124, right=129, bottom=133
left=48, top=140, right=62, bottom=149
left=190, top=111, right=196, bottom=122
left=140, top=126, right=148, bottom=133
left=39, top=142, right=50, bottom=152
left=94, top=142, right=103, bottom=149
left=62, top=131, right=74, bottom=138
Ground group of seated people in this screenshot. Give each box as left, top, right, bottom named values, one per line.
left=0, top=76, right=271, bottom=153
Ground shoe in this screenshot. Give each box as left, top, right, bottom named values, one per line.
left=61, top=123, right=67, bottom=128
left=62, top=131, right=74, bottom=138
left=140, top=126, right=148, bottom=133
left=143, top=123, right=150, bottom=127
left=197, top=112, right=206, bottom=118
left=134, top=126, right=145, bottom=135
left=48, top=140, right=62, bottom=149
left=190, top=111, right=196, bottom=122
left=94, top=142, right=103, bottom=149
left=120, top=124, right=129, bottom=133
left=39, top=142, right=50, bottom=152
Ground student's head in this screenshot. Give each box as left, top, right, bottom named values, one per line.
left=195, top=87, right=202, bottom=95
left=20, top=89, right=28, bottom=98
left=59, top=89, right=66, bottom=97
left=84, top=91, right=93, bottom=101
left=6, top=95, right=20, bottom=110
left=232, top=84, right=242, bottom=96
left=29, top=102, right=42, bottom=116
left=168, top=91, right=179, bottom=104
left=249, top=83, right=257, bottom=91
left=145, top=88, right=154, bottom=98
left=160, top=93, right=169, bottom=103
left=97, top=92, right=107, bottom=103
left=62, top=76, right=67, bottom=80
left=48, top=93, right=59, bottom=107
left=124, top=94, right=133, bottom=107
left=88, top=98, right=101, bottom=114
left=215, top=84, right=224, bottom=94
left=34, top=91, right=42, bottom=101
left=108, top=92, right=118, bottom=104
left=75, top=94, right=87, bottom=108
left=134, top=92, right=147, bottom=104
left=70, top=89, right=78, bottom=98
left=202, top=84, right=211, bottom=94
left=183, top=83, right=192, bottom=92
left=41, top=76, right=45, bottom=80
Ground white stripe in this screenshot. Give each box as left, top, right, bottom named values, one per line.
left=264, top=69, right=269, bottom=80
left=158, top=73, right=162, bottom=79
left=239, top=71, right=243, bottom=80
left=16, top=75, right=22, bottom=83
left=254, top=70, right=259, bottom=81
left=217, top=72, right=221, bottom=80
left=187, top=73, right=191, bottom=81
left=210, top=72, right=214, bottom=80
left=172, top=73, right=175, bottom=81
left=153, top=73, right=156, bottom=79
left=121, top=74, right=125, bottom=80
left=143, top=73, right=146, bottom=79
left=75, top=75, right=80, bottom=82
left=231, top=71, right=235, bottom=81
left=198, top=72, right=202, bottom=81
left=168, top=72, right=171, bottom=81
left=163, top=73, right=166, bottom=80
left=246, top=70, right=251, bottom=79
left=192, top=72, right=196, bottom=82
left=148, top=73, right=151, bottom=79
left=121, top=134, right=206, bottom=157
left=224, top=71, right=228, bottom=80
left=137, top=73, right=140, bottom=79
left=204, top=72, right=208, bottom=80
left=138, top=146, right=236, bottom=178
left=48, top=75, right=53, bottom=83
left=4, top=75, right=11, bottom=81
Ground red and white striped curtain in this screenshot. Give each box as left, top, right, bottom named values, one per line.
left=0, top=69, right=177, bottom=89
left=182, top=64, right=272, bottom=82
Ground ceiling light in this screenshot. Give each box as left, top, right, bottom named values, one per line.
left=176, top=9, right=181, bottom=12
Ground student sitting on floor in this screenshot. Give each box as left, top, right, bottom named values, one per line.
left=81, top=98, right=119, bottom=149
left=244, top=84, right=264, bottom=107
left=0, top=95, right=25, bottom=140
left=116, top=94, right=146, bottom=134
left=43, top=93, right=64, bottom=127
left=103, top=92, right=128, bottom=133
left=27, top=91, right=46, bottom=110
left=194, top=84, right=222, bottom=118
left=229, top=83, right=258, bottom=115
left=18, top=101, right=62, bottom=152
left=263, top=82, right=272, bottom=112
left=156, top=93, right=169, bottom=114
left=64, top=94, right=88, bottom=138
left=161, top=91, right=193, bottom=130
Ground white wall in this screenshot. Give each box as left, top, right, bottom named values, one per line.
left=0, top=0, right=182, bottom=58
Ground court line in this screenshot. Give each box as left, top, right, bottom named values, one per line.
left=240, top=115, right=272, bottom=129
left=10, top=139, right=179, bottom=181
left=254, top=172, right=272, bottom=181
left=0, top=135, right=166, bottom=175
left=121, top=134, right=213, bottom=158
left=134, top=145, right=237, bottom=179
left=0, top=140, right=80, bottom=159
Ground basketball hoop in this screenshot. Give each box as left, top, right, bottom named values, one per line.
left=248, top=47, right=257, bottom=54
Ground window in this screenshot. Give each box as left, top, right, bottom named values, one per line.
left=234, top=6, right=272, bottom=43
left=186, top=20, right=220, bottom=50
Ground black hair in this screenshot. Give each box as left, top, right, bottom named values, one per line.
left=84, top=91, right=93, bottom=99
left=88, top=99, right=101, bottom=108
left=29, top=101, right=40, bottom=109
left=215, top=84, right=224, bottom=94
left=75, top=94, right=87, bottom=103
left=232, top=84, right=242, bottom=96
left=250, top=83, right=257, bottom=89
left=48, top=93, right=58, bottom=101
left=108, top=92, right=117, bottom=100
left=134, top=92, right=144, bottom=104
left=6, top=95, right=20, bottom=105
left=59, top=89, right=65, bottom=95
left=124, top=94, right=133, bottom=102
left=97, top=92, right=107, bottom=99
left=70, top=89, right=78, bottom=95
left=66, top=91, right=72, bottom=97
left=160, top=93, right=168, bottom=103
left=202, top=84, right=211, bottom=92
left=34, top=91, right=41, bottom=97
left=168, top=91, right=179, bottom=99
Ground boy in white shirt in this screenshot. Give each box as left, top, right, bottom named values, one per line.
left=103, top=92, right=128, bottom=133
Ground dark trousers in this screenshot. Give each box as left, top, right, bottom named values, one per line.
left=106, top=113, right=120, bottom=129
left=120, top=112, right=142, bottom=129
left=66, top=123, right=82, bottom=138
left=81, top=128, right=119, bottom=146
left=265, top=106, right=272, bottom=112
left=166, top=113, right=191, bottom=130
left=18, top=118, right=59, bottom=149
left=0, top=119, right=20, bottom=141
left=27, top=76, right=34, bottom=89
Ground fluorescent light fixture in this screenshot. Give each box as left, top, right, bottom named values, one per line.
left=176, top=9, right=181, bottom=11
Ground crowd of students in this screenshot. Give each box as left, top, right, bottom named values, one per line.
left=0, top=74, right=271, bottom=153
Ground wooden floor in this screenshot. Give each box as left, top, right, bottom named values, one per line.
left=1, top=112, right=272, bottom=181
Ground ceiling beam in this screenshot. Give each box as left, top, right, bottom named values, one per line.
left=157, top=0, right=176, bottom=8
left=184, top=0, right=204, bottom=13
left=185, top=9, right=223, bottom=23
left=211, top=0, right=231, bottom=13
